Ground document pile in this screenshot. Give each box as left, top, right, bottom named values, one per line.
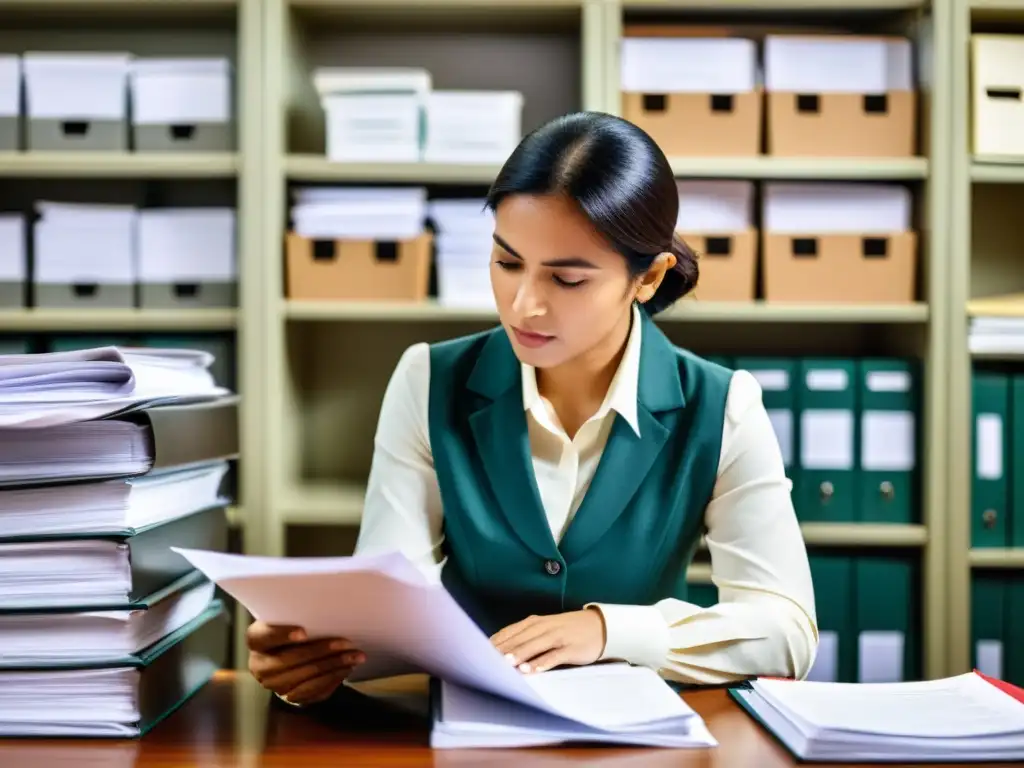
left=174, top=547, right=717, bottom=750
left=732, top=672, right=1024, bottom=763
left=0, top=345, right=237, bottom=737
left=429, top=198, right=495, bottom=309
left=969, top=313, right=1024, bottom=356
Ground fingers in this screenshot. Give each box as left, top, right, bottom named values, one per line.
left=525, top=648, right=568, bottom=674
left=490, top=614, right=540, bottom=649
left=262, top=650, right=364, bottom=695
left=246, top=621, right=307, bottom=653
left=282, top=667, right=354, bottom=706
left=256, top=637, right=356, bottom=673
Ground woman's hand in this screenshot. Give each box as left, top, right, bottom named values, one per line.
left=490, top=608, right=607, bottom=674
left=246, top=621, right=366, bottom=706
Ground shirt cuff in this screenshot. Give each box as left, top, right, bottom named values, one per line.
left=586, top=603, right=670, bottom=672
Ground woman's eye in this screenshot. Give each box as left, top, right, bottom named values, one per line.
left=553, top=275, right=586, bottom=288
left=495, top=259, right=520, bottom=271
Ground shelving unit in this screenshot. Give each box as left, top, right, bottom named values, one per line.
left=947, top=0, right=1024, bottom=679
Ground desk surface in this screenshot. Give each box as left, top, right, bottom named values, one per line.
left=0, top=671, right=1014, bottom=767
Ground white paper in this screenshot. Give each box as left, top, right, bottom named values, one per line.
left=861, top=411, right=915, bottom=471
left=976, top=640, right=1004, bottom=680
left=801, top=410, right=854, bottom=470
left=767, top=409, right=794, bottom=467
left=866, top=370, right=911, bottom=392
left=138, top=209, right=235, bottom=281
left=806, top=630, right=839, bottom=683
left=858, top=630, right=904, bottom=683
left=763, top=183, right=911, bottom=234
left=172, top=548, right=699, bottom=733
left=130, top=58, right=231, bottom=125
left=23, top=52, right=130, bottom=120
left=764, top=36, right=912, bottom=93
left=620, top=38, right=757, bottom=94
left=806, top=368, right=848, bottom=391
left=976, top=414, right=1004, bottom=480
left=676, top=181, right=754, bottom=232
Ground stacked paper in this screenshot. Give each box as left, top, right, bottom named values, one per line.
left=138, top=208, right=236, bottom=299
left=314, top=67, right=430, bottom=162
left=969, top=316, right=1024, bottom=355
left=763, top=36, right=913, bottom=95
left=291, top=186, right=427, bottom=240
left=621, top=37, right=758, bottom=95
left=424, top=91, right=523, bottom=164
left=129, top=58, right=231, bottom=128
left=23, top=52, right=130, bottom=124
left=430, top=199, right=494, bottom=309
left=762, top=183, right=912, bottom=233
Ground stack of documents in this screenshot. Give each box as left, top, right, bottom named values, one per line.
left=429, top=199, right=494, bottom=308
left=174, top=547, right=718, bottom=749
left=129, top=57, right=232, bottom=149
left=423, top=91, right=523, bottom=164
left=33, top=202, right=137, bottom=308
left=969, top=316, right=1024, bottom=355
left=314, top=67, right=430, bottom=162
left=291, top=186, right=427, bottom=240
left=137, top=208, right=236, bottom=308
left=732, top=672, right=1024, bottom=762
left=0, top=213, right=25, bottom=308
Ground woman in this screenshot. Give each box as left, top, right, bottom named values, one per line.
left=247, top=111, right=819, bottom=706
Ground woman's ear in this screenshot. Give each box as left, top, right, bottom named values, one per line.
left=635, top=251, right=677, bottom=304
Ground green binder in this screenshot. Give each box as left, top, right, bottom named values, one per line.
left=854, top=554, right=919, bottom=683
left=807, top=553, right=855, bottom=683
left=795, top=359, right=857, bottom=523
left=972, top=372, right=1010, bottom=548
left=857, top=359, right=920, bottom=524
left=1012, top=376, right=1024, bottom=548
left=0, top=337, right=30, bottom=355
left=1007, top=573, right=1024, bottom=687
left=735, top=358, right=798, bottom=490
left=971, top=572, right=1007, bottom=680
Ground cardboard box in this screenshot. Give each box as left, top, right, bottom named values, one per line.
left=762, top=232, right=916, bottom=303
left=34, top=283, right=134, bottom=309
left=766, top=91, right=915, bottom=157
left=680, top=230, right=757, bottom=302
left=971, top=34, right=1024, bottom=158
left=285, top=232, right=432, bottom=302
left=622, top=91, right=761, bottom=157
left=134, top=123, right=234, bottom=152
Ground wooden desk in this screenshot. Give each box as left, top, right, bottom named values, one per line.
left=0, top=671, right=1015, bottom=767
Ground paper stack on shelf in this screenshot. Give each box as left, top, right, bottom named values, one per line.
left=314, top=67, right=431, bottom=163
left=424, top=90, right=523, bottom=164
left=0, top=345, right=235, bottom=737
left=969, top=316, right=1024, bottom=355
left=429, top=198, right=495, bottom=309
left=731, top=673, right=1024, bottom=762
left=290, top=186, right=427, bottom=240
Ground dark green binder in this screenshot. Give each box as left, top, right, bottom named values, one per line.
left=808, top=553, right=855, bottom=683
left=971, top=572, right=1007, bottom=680
left=796, top=359, right=857, bottom=523
left=857, top=358, right=919, bottom=524
left=972, top=372, right=1010, bottom=547
left=735, top=357, right=798, bottom=490
left=854, top=554, right=920, bottom=682
left=1007, top=573, right=1024, bottom=687
left=1012, top=376, right=1024, bottom=548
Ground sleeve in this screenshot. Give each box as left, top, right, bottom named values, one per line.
left=588, top=370, right=819, bottom=684
left=352, top=342, right=447, bottom=585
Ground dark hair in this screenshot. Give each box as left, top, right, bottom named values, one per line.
left=485, top=111, right=698, bottom=315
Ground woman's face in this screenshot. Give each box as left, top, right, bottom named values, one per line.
left=489, top=193, right=643, bottom=370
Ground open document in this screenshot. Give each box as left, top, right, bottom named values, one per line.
left=173, top=548, right=716, bottom=749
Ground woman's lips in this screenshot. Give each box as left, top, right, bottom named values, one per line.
left=512, top=327, right=555, bottom=348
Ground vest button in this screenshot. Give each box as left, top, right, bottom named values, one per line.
left=544, top=559, right=562, bottom=576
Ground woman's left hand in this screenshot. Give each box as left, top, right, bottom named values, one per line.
left=490, top=608, right=607, bottom=674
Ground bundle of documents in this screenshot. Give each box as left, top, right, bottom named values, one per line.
left=137, top=208, right=236, bottom=305
left=174, top=547, right=717, bottom=749
left=423, top=90, right=523, bottom=164
left=22, top=52, right=131, bottom=131
left=129, top=57, right=231, bottom=129
left=0, top=461, right=229, bottom=537
left=969, top=315, right=1024, bottom=355
left=429, top=198, right=495, bottom=309
left=290, top=186, right=427, bottom=240
left=732, top=673, right=1024, bottom=762
left=315, top=67, right=431, bottom=163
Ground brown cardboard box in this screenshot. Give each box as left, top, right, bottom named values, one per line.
left=762, top=232, right=917, bottom=303
left=285, top=232, right=432, bottom=301
left=679, top=230, right=757, bottom=302
left=766, top=91, right=916, bottom=157
left=622, top=90, right=761, bottom=157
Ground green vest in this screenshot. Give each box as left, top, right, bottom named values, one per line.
left=427, top=310, right=731, bottom=636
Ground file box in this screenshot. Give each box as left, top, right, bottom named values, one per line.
left=285, top=232, right=432, bottom=302
left=679, top=231, right=757, bottom=302
left=0, top=55, right=20, bottom=151
left=764, top=35, right=916, bottom=157
left=0, top=214, right=25, bottom=308
left=620, top=36, right=760, bottom=157
left=971, top=34, right=1024, bottom=158
left=34, top=283, right=134, bottom=309
left=134, top=124, right=233, bottom=153
left=140, top=282, right=236, bottom=309
left=23, top=53, right=130, bottom=152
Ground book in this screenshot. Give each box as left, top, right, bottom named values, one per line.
left=731, top=671, right=1024, bottom=762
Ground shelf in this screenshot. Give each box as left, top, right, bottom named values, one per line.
left=969, top=548, right=1024, bottom=569
left=0, top=308, right=239, bottom=332
left=285, top=155, right=500, bottom=185
left=799, top=523, right=928, bottom=548
left=967, top=295, right=1024, bottom=317
left=279, top=482, right=364, bottom=526
left=0, top=152, right=238, bottom=179
left=669, top=156, right=929, bottom=180
left=624, top=0, right=926, bottom=8
left=970, top=159, right=1024, bottom=184
left=284, top=299, right=930, bottom=324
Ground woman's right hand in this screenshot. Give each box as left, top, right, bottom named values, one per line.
left=246, top=621, right=366, bottom=706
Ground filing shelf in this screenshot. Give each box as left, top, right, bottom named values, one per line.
left=947, top=0, right=1024, bottom=680
left=667, top=157, right=930, bottom=180
left=0, top=308, right=239, bottom=331
left=0, top=152, right=239, bottom=178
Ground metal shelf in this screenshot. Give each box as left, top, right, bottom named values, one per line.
left=285, top=155, right=500, bottom=184
left=0, top=152, right=239, bottom=178
left=0, top=308, right=239, bottom=332
left=670, top=156, right=929, bottom=180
